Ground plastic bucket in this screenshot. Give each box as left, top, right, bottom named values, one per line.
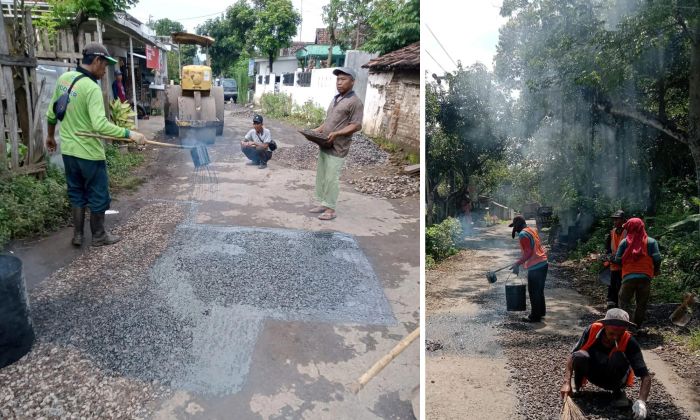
left=0, top=255, right=35, bottom=368
left=505, top=283, right=526, bottom=311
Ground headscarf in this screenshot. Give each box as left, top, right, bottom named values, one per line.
left=621, top=217, right=648, bottom=264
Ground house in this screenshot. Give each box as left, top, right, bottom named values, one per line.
left=361, top=42, right=420, bottom=151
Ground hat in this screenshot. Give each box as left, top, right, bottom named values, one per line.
left=82, top=42, right=118, bottom=65
left=597, top=308, right=636, bottom=329
left=611, top=209, right=626, bottom=219
left=114, top=69, right=122, bottom=76
left=253, top=114, right=263, bottom=124
left=508, top=215, right=527, bottom=228
left=332, top=67, right=356, bottom=80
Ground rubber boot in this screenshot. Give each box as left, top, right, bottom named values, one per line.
left=90, top=212, right=121, bottom=246
left=71, top=207, right=86, bottom=247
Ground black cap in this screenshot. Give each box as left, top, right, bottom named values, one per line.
left=611, top=209, right=626, bottom=219
left=508, top=215, right=527, bottom=228
left=253, top=114, right=263, bottom=124
left=82, top=42, right=118, bottom=65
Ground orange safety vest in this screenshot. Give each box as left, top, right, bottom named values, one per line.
left=610, top=228, right=626, bottom=271
left=621, top=237, right=654, bottom=279
left=521, top=226, right=548, bottom=269
left=580, top=322, right=635, bottom=387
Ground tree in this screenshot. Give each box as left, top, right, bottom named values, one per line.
left=322, top=0, right=342, bottom=66
left=338, top=0, right=373, bottom=49
left=196, top=0, right=256, bottom=76
left=40, top=0, right=138, bottom=52
left=426, top=64, right=511, bottom=224
left=249, top=0, right=301, bottom=73
left=362, top=0, right=418, bottom=55
left=152, top=17, right=184, bottom=36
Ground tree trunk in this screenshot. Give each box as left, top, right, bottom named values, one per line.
left=268, top=54, right=274, bottom=73
left=328, top=43, right=333, bottom=67
left=689, top=20, right=700, bottom=200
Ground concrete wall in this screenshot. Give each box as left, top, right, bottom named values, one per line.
left=343, top=50, right=377, bottom=102
left=254, top=68, right=337, bottom=110
left=253, top=51, right=377, bottom=109
left=255, top=57, right=299, bottom=76
left=362, top=70, right=420, bottom=150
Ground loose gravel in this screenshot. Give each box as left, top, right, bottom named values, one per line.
left=348, top=175, right=419, bottom=199
left=0, top=202, right=186, bottom=419
left=154, top=224, right=395, bottom=325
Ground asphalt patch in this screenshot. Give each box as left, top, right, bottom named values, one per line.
left=154, top=224, right=395, bottom=325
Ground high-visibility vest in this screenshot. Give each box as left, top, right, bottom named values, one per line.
left=580, top=322, right=635, bottom=387
left=610, top=228, right=626, bottom=271
left=621, top=237, right=654, bottom=279
left=521, top=226, right=547, bottom=269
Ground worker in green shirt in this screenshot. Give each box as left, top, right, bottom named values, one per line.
left=46, top=42, right=147, bottom=247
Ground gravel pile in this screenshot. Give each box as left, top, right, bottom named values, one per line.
left=229, top=106, right=256, bottom=120
left=348, top=175, right=419, bottom=199
left=0, top=202, right=187, bottom=419
left=275, top=132, right=389, bottom=170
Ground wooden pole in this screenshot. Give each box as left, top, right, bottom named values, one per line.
left=129, top=36, right=138, bottom=129
left=24, top=9, right=43, bottom=164
left=349, top=327, right=419, bottom=394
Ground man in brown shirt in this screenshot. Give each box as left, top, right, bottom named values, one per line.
left=309, top=67, right=364, bottom=220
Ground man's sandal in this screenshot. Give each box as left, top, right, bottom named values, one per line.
left=309, top=206, right=327, bottom=213
left=318, top=212, right=337, bottom=220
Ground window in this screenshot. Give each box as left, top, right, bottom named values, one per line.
left=297, top=72, right=311, bottom=87
left=282, top=73, right=294, bottom=86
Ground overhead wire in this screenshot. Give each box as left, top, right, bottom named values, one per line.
left=425, top=49, right=448, bottom=74
left=424, top=23, right=459, bottom=68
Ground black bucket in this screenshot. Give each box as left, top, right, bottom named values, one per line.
left=0, top=255, right=35, bottom=368
left=505, top=283, right=526, bottom=311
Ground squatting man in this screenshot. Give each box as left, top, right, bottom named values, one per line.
left=560, top=308, right=652, bottom=419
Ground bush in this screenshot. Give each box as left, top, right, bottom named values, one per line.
left=0, top=165, right=70, bottom=247
left=426, top=254, right=436, bottom=270
left=291, top=100, right=325, bottom=127
left=426, top=217, right=463, bottom=262
left=261, top=93, right=293, bottom=118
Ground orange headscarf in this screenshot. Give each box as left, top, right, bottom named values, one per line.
left=621, top=218, right=648, bottom=264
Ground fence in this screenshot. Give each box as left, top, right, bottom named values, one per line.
left=0, top=6, right=45, bottom=175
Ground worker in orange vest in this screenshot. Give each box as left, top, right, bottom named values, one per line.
left=509, top=215, right=548, bottom=322
left=604, top=210, right=627, bottom=309
left=613, top=218, right=661, bottom=330
left=560, top=308, right=651, bottom=418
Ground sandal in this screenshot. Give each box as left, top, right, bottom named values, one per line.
left=318, top=211, right=337, bottom=220
left=309, top=206, right=327, bottom=213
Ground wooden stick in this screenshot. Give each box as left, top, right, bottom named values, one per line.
left=350, top=327, right=420, bottom=394
left=75, top=131, right=193, bottom=149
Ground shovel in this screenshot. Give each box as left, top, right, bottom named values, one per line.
left=486, top=263, right=512, bottom=284
left=670, top=293, right=697, bottom=327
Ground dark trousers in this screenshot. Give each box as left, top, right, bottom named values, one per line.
left=572, top=350, right=630, bottom=391
left=62, top=155, right=110, bottom=212
left=242, top=145, right=272, bottom=164
left=619, top=277, right=651, bottom=327
left=607, top=270, right=622, bottom=307
left=527, top=264, right=548, bottom=320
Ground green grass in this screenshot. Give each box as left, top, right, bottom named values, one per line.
left=105, top=145, right=145, bottom=191
left=689, top=329, right=700, bottom=352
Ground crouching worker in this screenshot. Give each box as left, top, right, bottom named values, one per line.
left=241, top=114, right=273, bottom=169
left=560, top=308, right=651, bottom=419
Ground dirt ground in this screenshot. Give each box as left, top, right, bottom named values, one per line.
left=2, top=106, right=420, bottom=419
left=426, top=222, right=700, bottom=420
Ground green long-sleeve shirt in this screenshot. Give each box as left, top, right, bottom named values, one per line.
left=47, top=69, right=128, bottom=161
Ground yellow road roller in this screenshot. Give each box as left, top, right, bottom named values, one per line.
left=164, top=32, right=224, bottom=144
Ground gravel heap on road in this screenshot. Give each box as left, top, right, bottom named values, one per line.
left=229, top=106, right=256, bottom=120
left=348, top=175, right=419, bottom=199
left=275, top=132, right=389, bottom=170
left=0, top=202, right=188, bottom=419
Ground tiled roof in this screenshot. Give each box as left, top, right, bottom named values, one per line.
left=362, top=42, right=419, bottom=71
